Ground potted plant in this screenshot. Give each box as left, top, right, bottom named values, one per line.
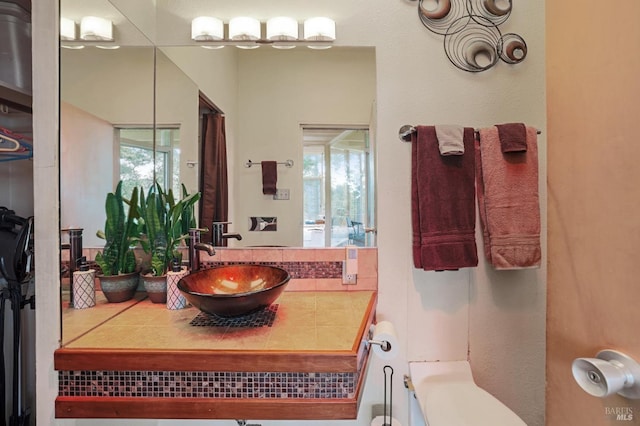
left=138, top=182, right=200, bottom=303
left=94, top=181, right=143, bottom=303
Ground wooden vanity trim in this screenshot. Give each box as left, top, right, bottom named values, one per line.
left=54, top=348, right=359, bottom=372
left=55, top=396, right=359, bottom=420
left=55, top=340, right=374, bottom=420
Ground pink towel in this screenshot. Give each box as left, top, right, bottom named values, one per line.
left=411, top=126, right=478, bottom=271
left=261, top=161, right=277, bottom=195
left=476, top=126, right=541, bottom=269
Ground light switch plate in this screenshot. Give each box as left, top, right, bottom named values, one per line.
left=273, top=188, right=290, bottom=200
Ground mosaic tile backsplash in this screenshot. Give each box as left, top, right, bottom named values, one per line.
left=58, top=370, right=358, bottom=399
left=61, top=260, right=343, bottom=280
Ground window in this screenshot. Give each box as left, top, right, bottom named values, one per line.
left=116, top=127, right=180, bottom=196
left=302, top=126, right=373, bottom=247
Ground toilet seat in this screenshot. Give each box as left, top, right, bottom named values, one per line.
left=409, top=361, right=527, bottom=426
left=417, top=381, right=527, bottom=426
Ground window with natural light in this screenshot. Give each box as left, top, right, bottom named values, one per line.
left=302, top=127, right=373, bottom=247
left=117, top=127, right=181, bottom=196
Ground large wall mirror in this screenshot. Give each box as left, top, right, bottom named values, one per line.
left=60, top=0, right=377, bottom=249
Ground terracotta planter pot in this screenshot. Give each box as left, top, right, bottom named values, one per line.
left=141, top=274, right=167, bottom=304
left=98, top=272, right=139, bottom=303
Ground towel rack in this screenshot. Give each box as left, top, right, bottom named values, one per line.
left=245, top=159, right=294, bottom=168
left=398, top=124, right=542, bottom=142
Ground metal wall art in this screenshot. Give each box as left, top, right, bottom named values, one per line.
left=415, top=0, right=527, bottom=72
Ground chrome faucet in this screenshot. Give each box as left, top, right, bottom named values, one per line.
left=212, top=221, right=243, bottom=246
left=188, top=228, right=215, bottom=272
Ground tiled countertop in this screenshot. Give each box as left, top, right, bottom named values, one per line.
left=62, top=291, right=374, bottom=352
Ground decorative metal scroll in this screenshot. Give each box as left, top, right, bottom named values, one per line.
left=417, top=0, right=527, bottom=72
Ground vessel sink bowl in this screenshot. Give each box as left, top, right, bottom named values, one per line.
left=177, top=264, right=291, bottom=317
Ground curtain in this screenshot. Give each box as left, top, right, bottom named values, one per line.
left=199, top=113, right=228, bottom=244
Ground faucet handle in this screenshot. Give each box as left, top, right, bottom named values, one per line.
left=189, top=227, right=210, bottom=234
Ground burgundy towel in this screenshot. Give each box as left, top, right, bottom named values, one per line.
left=261, top=161, right=277, bottom=195
left=496, top=123, right=527, bottom=153
left=411, top=126, right=478, bottom=271
left=476, top=126, right=541, bottom=269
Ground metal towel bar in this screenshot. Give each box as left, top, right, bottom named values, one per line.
left=398, top=124, right=541, bottom=142
left=245, top=159, right=294, bottom=168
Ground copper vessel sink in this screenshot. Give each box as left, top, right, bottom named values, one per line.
left=177, top=264, right=291, bottom=317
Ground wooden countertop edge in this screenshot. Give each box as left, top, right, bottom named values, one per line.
left=54, top=348, right=361, bottom=372
left=55, top=396, right=359, bottom=420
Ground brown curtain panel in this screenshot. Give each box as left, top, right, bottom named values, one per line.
left=199, top=113, right=228, bottom=244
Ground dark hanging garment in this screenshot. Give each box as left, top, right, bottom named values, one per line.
left=199, top=113, right=228, bottom=244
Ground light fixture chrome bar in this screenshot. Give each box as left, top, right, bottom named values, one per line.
left=197, top=40, right=333, bottom=48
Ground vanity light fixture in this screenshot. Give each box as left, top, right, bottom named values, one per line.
left=191, top=16, right=335, bottom=49
left=191, top=16, right=224, bottom=41
left=60, top=17, right=86, bottom=49
left=267, top=16, right=298, bottom=49
left=80, top=16, right=114, bottom=41
left=60, top=17, right=76, bottom=41
left=303, top=17, right=336, bottom=49
left=229, top=16, right=261, bottom=49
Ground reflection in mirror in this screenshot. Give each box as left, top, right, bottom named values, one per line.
left=59, top=2, right=378, bottom=348
left=161, top=47, right=377, bottom=247
left=60, top=0, right=378, bottom=249
left=61, top=45, right=377, bottom=248
left=302, top=127, right=374, bottom=248
left=60, top=0, right=155, bottom=48
left=60, top=46, right=155, bottom=247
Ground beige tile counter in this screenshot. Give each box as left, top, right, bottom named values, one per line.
left=62, top=291, right=373, bottom=352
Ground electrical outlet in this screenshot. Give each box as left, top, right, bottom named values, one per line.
left=273, top=188, right=290, bottom=200
left=342, top=260, right=357, bottom=285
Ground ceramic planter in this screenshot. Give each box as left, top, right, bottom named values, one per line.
left=98, top=272, right=139, bottom=303
left=141, top=274, right=167, bottom=304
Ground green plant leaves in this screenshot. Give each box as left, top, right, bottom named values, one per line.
left=96, top=181, right=141, bottom=276
left=96, top=180, right=201, bottom=277
left=138, top=181, right=201, bottom=276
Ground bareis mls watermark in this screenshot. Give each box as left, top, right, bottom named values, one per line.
left=605, top=407, right=634, bottom=422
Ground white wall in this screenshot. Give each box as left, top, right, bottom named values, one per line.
left=155, top=51, right=200, bottom=196
left=60, top=103, right=114, bottom=247
left=60, top=48, right=155, bottom=125
left=35, top=1, right=546, bottom=426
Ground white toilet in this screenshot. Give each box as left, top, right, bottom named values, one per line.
left=408, top=361, right=527, bottom=426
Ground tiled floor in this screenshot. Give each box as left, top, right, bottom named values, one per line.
left=62, top=291, right=374, bottom=351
